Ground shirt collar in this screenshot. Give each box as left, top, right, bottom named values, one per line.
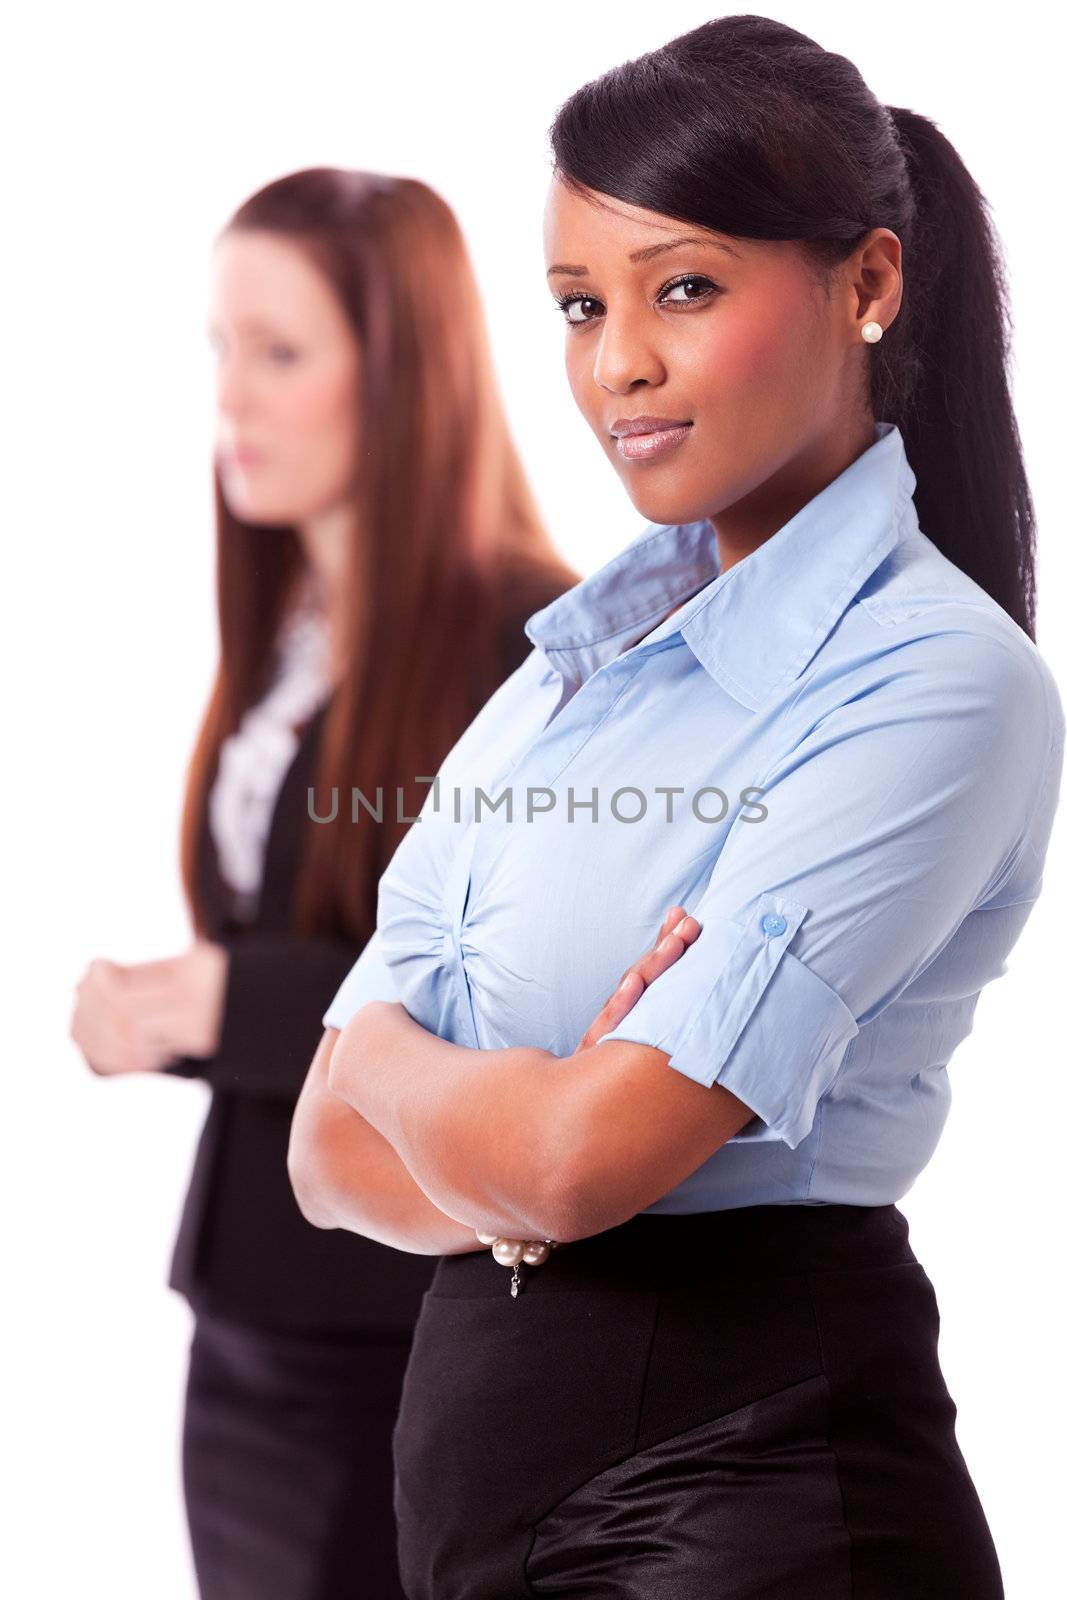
left=524, top=421, right=919, bottom=712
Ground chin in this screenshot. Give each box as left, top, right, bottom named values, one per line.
left=220, top=483, right=297, bottom=527
left=621, top=481, right=713, bottom=529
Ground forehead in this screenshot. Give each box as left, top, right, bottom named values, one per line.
left=210, top=230, right=345, bottom=332
left=542, top=172, right=742, bottom=263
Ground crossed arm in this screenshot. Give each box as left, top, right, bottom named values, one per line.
left=288, top=908, right=756, bottom=1248
left=286, top=1027, right=489, bottom=1255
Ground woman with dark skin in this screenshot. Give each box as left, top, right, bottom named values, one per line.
left=291, top=19, right=1061, bottom=1598
left=70, top=169, right=577, bottom=1600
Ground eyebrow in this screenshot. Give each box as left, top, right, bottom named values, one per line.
left=546, top=233, right=743, bottom=279
left=206, top=317, right=287, bottom=338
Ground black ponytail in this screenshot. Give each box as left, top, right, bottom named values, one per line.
left=880, top=106, right=1035, bottom=639
left=549, top=15, right=1037, bottom=640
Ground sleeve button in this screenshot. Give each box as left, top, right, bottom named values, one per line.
left=760, top=913, right=787, bottom=937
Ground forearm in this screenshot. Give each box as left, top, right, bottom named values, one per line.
left=288, top=1030, right=488, bottom=1255
left=329, top=1004, right=756, bottom=1243
left=165, top=934, right=364, bottom=1098
left=329, top=1004, right=578, bottom=1240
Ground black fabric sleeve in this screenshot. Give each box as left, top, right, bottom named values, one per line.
left=162, top=932, right=364, bottom=1100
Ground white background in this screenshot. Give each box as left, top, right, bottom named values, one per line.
left=5, top=2, right=1063, bottom=1594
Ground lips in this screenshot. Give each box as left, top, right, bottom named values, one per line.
left=609, top=416, right=694, bottom=463
left=219, top=444, right=264, bottom=469
left=609, top=415, right=692, bottom=438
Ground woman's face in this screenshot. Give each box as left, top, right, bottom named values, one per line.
left=543, top=174, right=871, bottom=531
left=208, top=229, right=361, bottom=527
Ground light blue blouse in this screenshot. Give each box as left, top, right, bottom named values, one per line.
left=323, top=422, right=1064, bottom=1210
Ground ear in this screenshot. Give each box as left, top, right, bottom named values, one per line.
left=847, top=227, right=903, bottom=337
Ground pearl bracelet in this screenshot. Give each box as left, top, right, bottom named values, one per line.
left=475, top=1230, right=559, bottom=1297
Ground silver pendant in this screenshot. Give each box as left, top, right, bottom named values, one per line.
left=510, top=1263, right=523, bottom=1298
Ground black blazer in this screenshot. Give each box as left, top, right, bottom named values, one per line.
left=163, top=596, right=561, bottom=1333
left=164, top=698, right=441, bottom=1332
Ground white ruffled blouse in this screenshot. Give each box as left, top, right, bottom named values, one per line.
left=208, top=582, right=333, bottom=923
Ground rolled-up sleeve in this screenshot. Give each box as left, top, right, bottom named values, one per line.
left=322, top=928, right=401, bottom=1030
left=596, top=629, right=1063, bottom=1149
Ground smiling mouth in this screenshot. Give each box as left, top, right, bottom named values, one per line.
left=613, top=422, right=694, bottom=462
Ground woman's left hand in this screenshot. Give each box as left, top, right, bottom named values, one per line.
left=331, top=906, right=703, bottom=1095
left=325, top=911, right=702, bottom=1251
left=574, top=905, right=702, bottom=1053
left=470, top=906, right=702, bottom=1254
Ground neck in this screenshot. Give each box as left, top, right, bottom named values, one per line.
left=711, top=414, right=878, bottom=575
left=295, top=501, right=355, bottom=684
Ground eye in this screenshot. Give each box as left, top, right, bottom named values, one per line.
left=658, top=274, right=719, bottom=306
left=554, top=292, right=603, bottom=326
left=552, top=273, right=720, bottom=327
left=267, top=344, right=299, bottom=364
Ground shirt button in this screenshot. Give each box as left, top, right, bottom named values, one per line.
left=761, top=913, right=787, bottom=937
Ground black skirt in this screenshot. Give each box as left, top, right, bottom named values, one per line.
left=392, top=1203, right=1003, bottom=1599
left=181, top=1310, right=414, bottom=1599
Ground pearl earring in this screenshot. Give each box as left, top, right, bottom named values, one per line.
left=861, top=320, right=884, bottom=343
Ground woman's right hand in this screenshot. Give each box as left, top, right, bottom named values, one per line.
left=69, top=958, right=174, bottom=1076
left=574, top=905, right=702, bottom=1054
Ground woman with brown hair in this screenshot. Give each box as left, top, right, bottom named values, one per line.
left=69, top=167, right=576, bottom=1599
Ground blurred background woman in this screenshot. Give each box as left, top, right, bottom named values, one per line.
left=69, top=167, right=576, bottom=1600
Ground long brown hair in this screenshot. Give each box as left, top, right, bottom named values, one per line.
left=180, top=168, right=576, bottom=944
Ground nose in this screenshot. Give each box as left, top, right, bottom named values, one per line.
left=214, top=351, right=252, bottom=420
left=592, top=309, right=667, bottom=395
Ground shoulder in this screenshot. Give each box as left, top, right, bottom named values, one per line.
left=841, top=525, right=1063, bottom=752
